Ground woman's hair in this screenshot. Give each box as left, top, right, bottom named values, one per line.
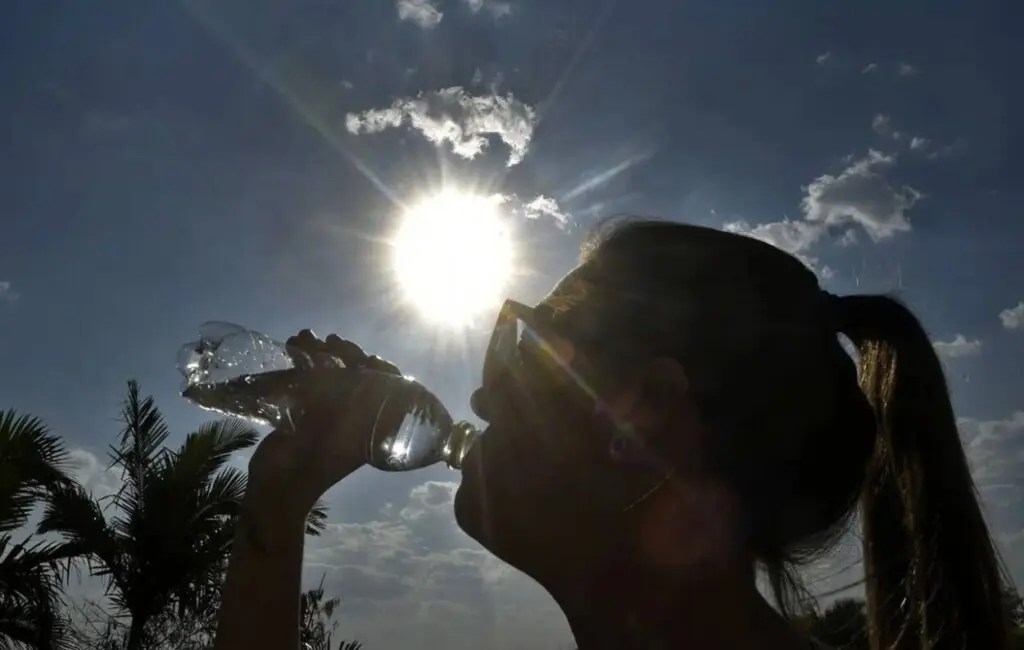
left=577, top=218, right=1010, bottom=649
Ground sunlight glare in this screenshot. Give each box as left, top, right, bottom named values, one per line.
left=393, top=191, right=513, bottom=326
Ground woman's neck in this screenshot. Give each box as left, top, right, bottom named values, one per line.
left=552, top=560, right=804, bottom=650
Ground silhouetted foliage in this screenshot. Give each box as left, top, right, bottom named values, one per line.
left=37, top=382, right=260, bottom=650
left=0, top=410, right=75, bottom=649
left=299, top=575, right=363, bottom=650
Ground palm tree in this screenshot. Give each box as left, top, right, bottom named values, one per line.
left=300, top=576, right=341, bottom=650
left=299, top=576, right=364, bottom=650
left=38, top=381, right=325, bottom=650
left=0, top=410, right=74, bottom=649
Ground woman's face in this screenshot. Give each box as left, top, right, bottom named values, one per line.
left=454, top=270, right=665, bottom=581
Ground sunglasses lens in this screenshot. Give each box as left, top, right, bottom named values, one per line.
left=483, top=306, right=516, bottom=388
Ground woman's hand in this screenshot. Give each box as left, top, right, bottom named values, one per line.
left=215, top=330, right=402, bottom=650
left=245, top=330, right=404, bottom=517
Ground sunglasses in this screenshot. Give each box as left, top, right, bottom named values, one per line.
left=481, top=300, right=601, bottom=407
left=479, top=299, right=677, bottom=508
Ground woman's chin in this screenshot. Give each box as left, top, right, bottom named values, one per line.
left=454, top=439, right=507, bottom=551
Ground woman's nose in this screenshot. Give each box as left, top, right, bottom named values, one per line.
left=470, top=387, right=491, bottom=421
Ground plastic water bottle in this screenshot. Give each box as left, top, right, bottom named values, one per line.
left=177, top=322, right=478, bottom=471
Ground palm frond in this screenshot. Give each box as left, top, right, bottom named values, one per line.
left=195, top=468, right=247, bottom=520
left=110, top=380, right=170, bottom=504
left=0, top=410, right=71, bottom=532
left=36, top=483, right=124, bottom=592
left=0, top=533, right=75, bottom=650
left=306, top=500, right=328, bottom=537
left=175, top=419, right=258, bottom=485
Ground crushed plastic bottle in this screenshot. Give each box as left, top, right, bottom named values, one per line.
left=177, top=322, right=478, bottom=471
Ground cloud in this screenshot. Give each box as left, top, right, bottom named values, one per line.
left=1000, top=302, right=1024, bottom=329
left=563, top=151, right=654, bottom=202
left=461, top=0, right=512, bottom=17
left=898, top=62, right=918, bottom=76
left=816, top=52, right=832, bottom=66
left=723, top=219, right=824, bottom=256
left=522, top=195, right=570, bottom=227
left=870, top=115, right=936, bottom=154
left=346, top=87, right=537, bottom=166
left=861, top=63, right=878, bottom=74
left=960, top=412, right=1024, bottom=584
left=67, top=448, right=123, bottom=499
left=837, top=228, right=858, bottom=247
left=909, top=136, right=930, bottom=151
left=396, top=0, right=443, bottom=28
left=723, top=150, right=920, bottom=277
left=0, top=280, right=18, bottom=303
left=932, top=334, right=983, bottom=359
left=303, top=479, right=571, bottom=649
left=871, top=114, right=892, bottom=135
left=802, top=150, right=921, bottom=240
left=722, top=219, right=832, bottom=279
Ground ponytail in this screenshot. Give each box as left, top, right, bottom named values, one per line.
left=834, top=294, right=1009, bottom=649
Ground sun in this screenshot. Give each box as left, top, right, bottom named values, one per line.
left=392, top=190, right=513, bottom=326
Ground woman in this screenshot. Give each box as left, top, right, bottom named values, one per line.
left=215, top=220, right=1010, bottom=649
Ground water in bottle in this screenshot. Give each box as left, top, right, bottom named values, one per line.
left=177, top=322, right=477, bottom=470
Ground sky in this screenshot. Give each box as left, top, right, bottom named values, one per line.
left=2, top=0, right=1023, bottom=648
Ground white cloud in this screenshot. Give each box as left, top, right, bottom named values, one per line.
left=522, top=195, right=570, bottom=227
left=816, top=52, right=832, bottom=66
left=346, top=87, right=537, bottom=166
left=837, top=228, right=858, bottom=247
left=909, top=136, right=931, bottom=151
left=898, top=62, right=918, bottom=76
left=959, top=412, right=1024, bottom=585
left=723, top=219, right=824, bottom=256
left=0, top=280, right=18, bottom=302
left=722, top=151, right=920, bottom=277
left=396, top=0, right=443, bottom=28
left=802, top=150, right=921, bottom=240
left=722, top=219, right=831, bottom=279
left=861, top=63, right=878, bottom=74
left=461, top=0, right=511, bottom=17
left=1000, top=302, right=1024, bottom=329
left=67, top=448, right=123, bottom=499
left=932, top=334, right=983, bottom=359
left=926, top=139, right=968, bottom=161
left=303, top=480, right=571, bottom=650
left=871, top=114, right=892, bottom=135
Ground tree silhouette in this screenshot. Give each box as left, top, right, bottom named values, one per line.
left=0, top=410, right=75, bottom=649
left=37, top=381, right=325, bottom=650
left=299, top=575, right=363, bottom=650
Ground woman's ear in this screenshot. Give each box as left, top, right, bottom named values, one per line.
left=603, top=357, right=698, bottom=463
left=639, top=357, right=690, bottom=410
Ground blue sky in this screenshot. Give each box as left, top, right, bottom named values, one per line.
left=2, top=1, right=1022, bottom=647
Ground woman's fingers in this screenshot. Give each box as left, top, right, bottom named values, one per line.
left=365, top=355, right=401, bottom=375
left=286, top=330, right=402, bottom=375
left=285, top=329, right=320, bottom=370
left=324, top=334, right=369, bottom=368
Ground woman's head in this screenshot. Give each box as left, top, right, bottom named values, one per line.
left=455, top=219, right=1010, bottom=647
